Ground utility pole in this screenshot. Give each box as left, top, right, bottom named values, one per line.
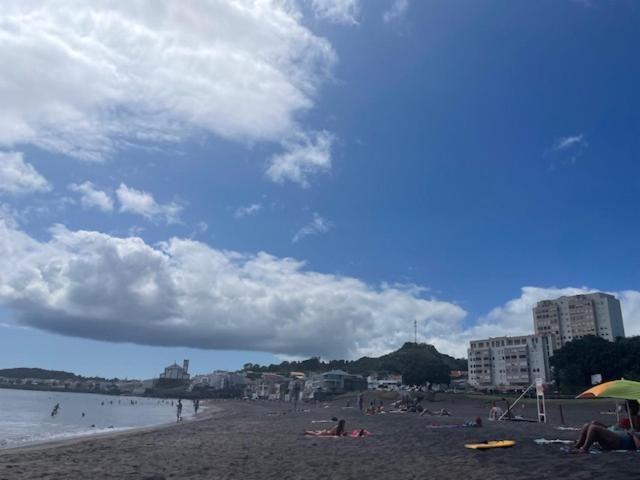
left=414, top=319, right=417, bottom=344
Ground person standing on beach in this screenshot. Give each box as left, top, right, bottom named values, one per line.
left=193, top=399, right=200, bottom=415
left=358, top=393, right=364, bottom=413
left=176, top=399, right=183, bottom=422
left=291, top=381, right=301, bottom=411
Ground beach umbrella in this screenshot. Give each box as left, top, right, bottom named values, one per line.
left=577, top=379, right=640, bottom=427
left=576, top=379, right=640, bottom=401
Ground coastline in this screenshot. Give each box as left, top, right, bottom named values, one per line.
left=2, top=397, right=639, bottom=479
left=0, top=384, right=190, bottom=400
left=0, top=402, right=222, bottom=455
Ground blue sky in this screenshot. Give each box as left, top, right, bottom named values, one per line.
left=0, top=0, right=639, bottom=379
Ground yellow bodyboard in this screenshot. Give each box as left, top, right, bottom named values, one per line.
left=465, top=440, right=515, bottom=450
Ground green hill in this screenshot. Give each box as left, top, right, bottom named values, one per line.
left=244, top=342, right=467, bottom=385
left=0, top=367, right=80, bottom=381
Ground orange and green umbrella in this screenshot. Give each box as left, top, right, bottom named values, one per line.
left=577, top=379, right=640, bottom=401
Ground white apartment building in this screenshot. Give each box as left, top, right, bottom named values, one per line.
left=533, top=292, right=625, bottom=349
left=191, top=370, right=246, bottom=390
left=468, top=335, right=553, bottom=391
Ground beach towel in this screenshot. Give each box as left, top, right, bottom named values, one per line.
left=560, top=446, right=602, bottom=454
left=311, top=420, right=333, bottom=424
left=534, top=438, right=573, bottom=445
left=427, top=418, right=480, bottom=429
left=426, top=424, right=465, bottom=429
left=556, top=426, right=581, bottom=431
left=426, top=423, right=479, bottom=429
left=465, top=440, right=515, bottom=450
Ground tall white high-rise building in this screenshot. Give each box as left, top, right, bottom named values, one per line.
left=533, top=292, right=625, bottom=350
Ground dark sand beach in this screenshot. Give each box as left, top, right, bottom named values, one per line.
left=1, top=395, right=638, bottom=479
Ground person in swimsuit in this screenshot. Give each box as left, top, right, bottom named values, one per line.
left=574, top=424, right=639, bottom=452
left=304, top=419, right=346, bottom=437
left=574, top=400, right=640, bottom=453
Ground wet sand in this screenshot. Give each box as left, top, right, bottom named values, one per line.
left=0, top=395, right=636, bottom=479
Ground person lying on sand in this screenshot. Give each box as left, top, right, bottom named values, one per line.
left=420, top=408, right=451, bottom=417
left=305, top=419, right=347, bottom=437
left=572, top=424, right=640, bottom=453
left=572, top=400, right=640, bottom=453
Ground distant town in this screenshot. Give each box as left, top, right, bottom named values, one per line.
left=0, top=292, right=630, bottom=398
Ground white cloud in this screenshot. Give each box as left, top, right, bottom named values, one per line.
left=310, top=0, right=361, bottom=25
left=116, top=184, right=182, bottom=224
left=553, top=134, right=586, bottom=151
left=383, top=0, right=409, bottom=23
left=0, top=220, right=637, bottom=360
left=0, top=152, right=50, bottom=196
left=68, top=182, right=113, bottom=212
left=267, top=130, right=333, bottom=186
left=0, top=1, right=336, bottom=163
left=0, top=219, right=467, bottom=359
left=293, top=213, right=333, bottom=243
left=548, top=133, right=588, bottom=167
left=234, top=203, right=262, bottom=219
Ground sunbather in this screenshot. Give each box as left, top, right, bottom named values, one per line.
left=573, top=424, right=639, bottom=452
left=573, top=400, right=640, bottom=453
left=420, top=408, right=451, bottom=417
left=305, top=419, right=346, bottom=437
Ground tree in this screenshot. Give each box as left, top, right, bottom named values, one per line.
left=551, top=336, right=630, bottom=393
left=401, top=360, right=450, bottom=386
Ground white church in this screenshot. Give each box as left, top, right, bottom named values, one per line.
left=159, top=359, right=190, bottom=381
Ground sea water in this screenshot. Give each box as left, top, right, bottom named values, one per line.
left=0, top=388, right=195, bottom=449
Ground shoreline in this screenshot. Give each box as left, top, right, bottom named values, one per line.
left=0, top=402, right=222, bottom=455
left=2, top=398, right=639, bottom=479
left=0, top=384, right=193, bottom=400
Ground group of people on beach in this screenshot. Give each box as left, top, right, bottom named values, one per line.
left=304, top=393, right=640, bottom=452
left=49, top=397, right=195, bottom=424
left=353, top=393, right=386, bottom=415
left=304, top=419, right=369, bottom=438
